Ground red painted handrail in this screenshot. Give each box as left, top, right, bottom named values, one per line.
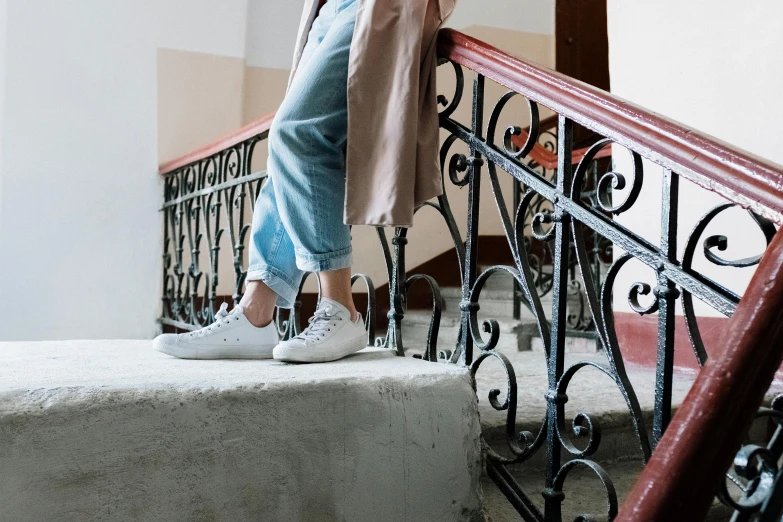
left=617, top=231, right=783, bottom=520
left=437, top=28, right=783, bottom=225
left=159, top=110, right=276, bottom=175
left=510, top=129, right=611, bottom=171
left=157, top=106, right=605, bottom=176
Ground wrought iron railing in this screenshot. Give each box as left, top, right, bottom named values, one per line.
left=159, top=28, right=783, bottom=521
left=511, top=121, right=613, bottom=334
left=434, top=29, right=783, bottom=521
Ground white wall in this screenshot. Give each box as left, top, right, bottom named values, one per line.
left=243, top=0, right=555, bottom=69
left=446, top=0, right=554, bottom=35
left=0, top=0, right=6, bottom=219
left=607, top=0, right=783, bottom=316
left=0, top=0, right=249, bottom=341
left=245, top=0, right=305, bottom=69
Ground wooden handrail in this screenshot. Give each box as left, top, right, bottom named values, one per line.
left=437, top=28, right=783, bottom=224
left=617, top=229, right=783, bottom=520
left=159, top=110, right=276, bottom=175
left=158, top=105, right=602, bottom=177
left=509, top=129, right=611, bottom=171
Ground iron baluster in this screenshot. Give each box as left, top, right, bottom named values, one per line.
left=542, top=116, right=574, bottom=522
left=156, top=30, right=783, bottom=521
left=458, top=71, right=485, bottom=367
left=652, top=169, right=680, bottom=446
left=388, top=228, right=408, bottom=356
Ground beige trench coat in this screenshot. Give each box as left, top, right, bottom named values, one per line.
left=287, top=0, right=457, bottom=227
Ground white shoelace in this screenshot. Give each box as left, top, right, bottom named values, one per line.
left=295, top=306, right=342, bottom=342
left=188, top=302, right=236, bottom=338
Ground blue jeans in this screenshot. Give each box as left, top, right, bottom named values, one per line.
left=247, top=0, right=359, bottom=309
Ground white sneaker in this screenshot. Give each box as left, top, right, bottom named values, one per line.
left=273, top=298, right=367, bottom=363
left=153, top=303, right=279, bottom=359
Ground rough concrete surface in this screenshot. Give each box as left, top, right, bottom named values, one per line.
left=0, top=341, right=484, bottom=522
left=473, top=351, right=698, bottom=466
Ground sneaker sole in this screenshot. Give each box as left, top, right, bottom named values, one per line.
left=273, top=336, right=367, bottom=363
left=154, top=341, right=276, bottom=360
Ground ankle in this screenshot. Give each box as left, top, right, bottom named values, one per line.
left=345, top=306, right=360, bottom=323
left=238, top=299, right=274, bottom=328
left=240, top=280, right=278, bottom=327
left=322, top=296, right=358, bottom=322
left=243, top=306, right=274, bottom=328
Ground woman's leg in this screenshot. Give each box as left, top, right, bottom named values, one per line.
left=244, top=174, right=305, bottom=326
left=263, top=0, right=360, bottom=318
left=153, top=1, right=363, bottom=360
left=240, top=0, right=358, bottom=320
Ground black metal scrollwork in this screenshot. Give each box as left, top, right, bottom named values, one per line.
left=718, top=395, right=783, bottom=520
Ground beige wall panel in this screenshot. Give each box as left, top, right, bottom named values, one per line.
left=242, top=65, right=290, bottom=174
left=158, top=49, right=248, bottom=297
left=242, top=66, right=290, bottom=124
left=158, top=49, right=246, bottom=164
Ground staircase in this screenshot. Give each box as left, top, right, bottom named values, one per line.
left=3, top=340, right=778, bottom=521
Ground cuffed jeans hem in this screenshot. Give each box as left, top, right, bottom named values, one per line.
left=294, top=246, right=353, bottom=272
left=246, top=265, right=300, bottom=309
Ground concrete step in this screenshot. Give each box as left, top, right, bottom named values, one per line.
left=473, top=351, right=696, bottom=469
left=481, top=460, right=733, bottom=521
left=441, top=286, right=516, bottom=318
left=401, top=309, right=538, bottom=355
left=476, top=265, right=553, bottom=294
left=440, top=278, right=552, bottom=321
left=0, top=341, right=483, bottom=522
left=411, top=263, right=597, bottom=355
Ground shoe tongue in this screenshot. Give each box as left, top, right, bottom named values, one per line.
left=318, top=297, right=349, bottom=317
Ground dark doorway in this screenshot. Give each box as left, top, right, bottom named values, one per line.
left=556, top=0, right=610, bottom=144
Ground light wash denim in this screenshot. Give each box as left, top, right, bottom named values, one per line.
left=247, top=0, right=359, bottom=309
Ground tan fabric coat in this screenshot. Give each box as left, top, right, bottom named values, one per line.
left=287, top=0, right=457, bottom=227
